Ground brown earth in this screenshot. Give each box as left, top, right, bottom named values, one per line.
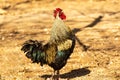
left=0, top=0, right=120, bottom=80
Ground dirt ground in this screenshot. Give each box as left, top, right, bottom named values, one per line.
left=0, top=0, right=120, bottom=80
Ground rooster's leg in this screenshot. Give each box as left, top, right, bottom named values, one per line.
left=51, top=70, right=56, bottom=79
left=56, top=70, right=60, bottom=80
left=51, top=70, right=60, bottom=80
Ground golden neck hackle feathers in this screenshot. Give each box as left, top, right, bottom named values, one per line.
left=49, top=12, right=72, bottom=44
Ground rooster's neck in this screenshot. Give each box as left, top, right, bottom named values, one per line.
left=49, top=14, right=70, bottom=44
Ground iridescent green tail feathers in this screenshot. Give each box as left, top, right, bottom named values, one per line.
left=21, top=40, right=46, bottom=66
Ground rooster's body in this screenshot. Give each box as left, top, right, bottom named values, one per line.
left=21, top=8, right=75, bottom=79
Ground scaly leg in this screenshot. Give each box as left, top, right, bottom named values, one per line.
left=56, top=70, right=59, bottom=80
left=52, top=70, right=56, bottom=80
left=51, top=70, right=60, bottom=80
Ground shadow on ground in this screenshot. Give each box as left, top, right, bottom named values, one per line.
left=71, top=15, right=104, bottom=51
left=41, top=67, right=90, bottom=79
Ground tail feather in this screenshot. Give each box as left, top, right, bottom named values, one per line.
left=21, top=40, right=46, bottom=66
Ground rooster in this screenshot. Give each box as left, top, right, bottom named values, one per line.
left=21, top=8, right=76, bottom=79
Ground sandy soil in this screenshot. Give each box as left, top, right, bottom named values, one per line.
left=0, top=0, right=120, bottom=80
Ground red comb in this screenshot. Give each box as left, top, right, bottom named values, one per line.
left=54, top=8, right=66, bottom=20
left=55, top=8, right=62, bottom=12
left=54, top=8, right=62, bottom=13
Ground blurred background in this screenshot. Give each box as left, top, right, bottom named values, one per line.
left=0, top=0, right=120, bottom=80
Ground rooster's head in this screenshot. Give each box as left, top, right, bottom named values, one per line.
left=54, top=8, right=66, bottom=20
